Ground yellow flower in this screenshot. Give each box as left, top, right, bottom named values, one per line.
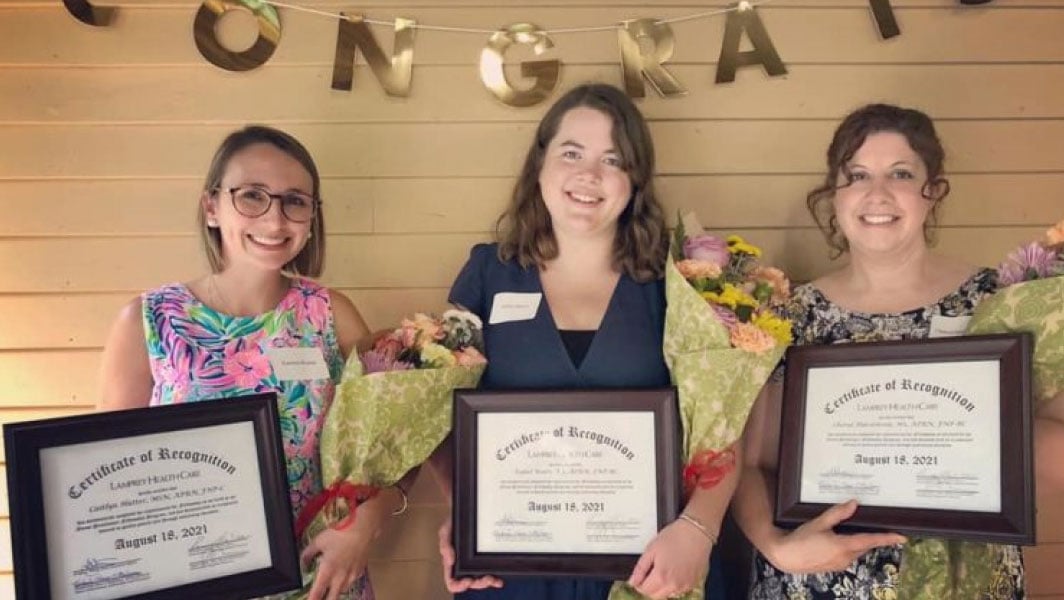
left=726, top=235, right=762, bottom=257
left=702, top=284, right=757, bottom=310
left=1045, top=219, right=1064, bottom=246
left=753, top=311, right=793, bottom=346
left=729, top=322, right=776, bottom=353
left=420, top=342, right=457, bottom=368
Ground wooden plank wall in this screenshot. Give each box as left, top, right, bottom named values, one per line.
left=1, top=0, right=1062, bottom=597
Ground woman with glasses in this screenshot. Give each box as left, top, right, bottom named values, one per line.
left=98, top=125, right=403, bottom=600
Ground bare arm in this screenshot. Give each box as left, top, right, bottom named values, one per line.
left=625, top=442, right=742, bottom=599
left=97, top=297, right=154, bottom=411
left=732, top=382, right=905, bottom=574
left=328, top=289, right=371, bottom=361
left=732, top=382, right=784, bottom=553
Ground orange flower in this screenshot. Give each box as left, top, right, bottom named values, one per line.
left=1045, top=219, right=1064, bottom=246
left=752, top=266, right=791, bottom=304
left=399, top=313, right=444, bottom=349
left=454, top=346, right=487, bottom=367
left=676, top=259, right=723, bottom=280
left=729, top=322, right=776, bottom=353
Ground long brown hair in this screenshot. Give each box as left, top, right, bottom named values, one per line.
left=496, top=83, right=667, bottom=282
left=197, top=125, right=326, bottom=276
left=807, top=103, right=950, bottom=257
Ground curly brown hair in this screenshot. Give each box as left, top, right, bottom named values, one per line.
left=807, top=104, right=951, bottom=257
left=496, top=83, right=667, bottom=282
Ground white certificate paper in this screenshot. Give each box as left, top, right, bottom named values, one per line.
left=476, top=411, right=658, bottom=554
left=801, top=360, right=1001, bottom=512
left=39, top=422, right=273, bottom=600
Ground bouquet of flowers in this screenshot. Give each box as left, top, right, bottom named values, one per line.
left=666, top=213, right=791, bottom=491
left=292, top=309, right=486, bottom=596
left=610, top=213, right=791, bottom=600
left=895, top=222, right=1064, bottom=600
left=968, top=219, right=1064, bottom=410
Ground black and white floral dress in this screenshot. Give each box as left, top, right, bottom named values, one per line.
left=749, top=268, right=1025, bottom=600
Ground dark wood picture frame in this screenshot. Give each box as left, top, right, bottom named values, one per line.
left=452, top=388, right=682, bottom=579
left=777, top=333, right=1035, bottom=545
left=3, top=392, right=301, bottom=600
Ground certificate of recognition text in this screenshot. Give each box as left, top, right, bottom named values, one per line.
left=39, top=421, right=273, bottom=600
left=476, top=411, right=658, bottom=554
left=801, top=360, right=1001, bottom=513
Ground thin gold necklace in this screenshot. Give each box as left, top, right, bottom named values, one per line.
left=208, top=274, right=235, bottom=316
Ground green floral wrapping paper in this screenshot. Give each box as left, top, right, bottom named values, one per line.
left=894, top=278, right=1062, bottom=600
left=608, top=254, right=786, bottom=600
left=291, top=354, right=485, bottom=598
left=662, top=253, right=786, bottom=462
left=968, top=277, right=1064, bottom=409
left=897, top=540, right=1013, bottom=600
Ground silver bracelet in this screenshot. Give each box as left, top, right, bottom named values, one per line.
left=677, top=512, right=718, bottom=545
left=390, top=484, right=409, bottom=516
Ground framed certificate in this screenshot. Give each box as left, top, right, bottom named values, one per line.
left=3, top=393, right=301, bottom=600
left=776, top=333, right=1035, bottom=544
left=452, top=388, right=682, bottom=579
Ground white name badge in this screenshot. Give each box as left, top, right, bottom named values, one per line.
left=928, top=315, right=972, bottom=339
left=265, top=347, right=330, bottom=381
left=488, top=292, right=542, bottom=325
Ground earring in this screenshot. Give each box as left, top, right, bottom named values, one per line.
left=307, top=231, right=313, bottom=239
left=207, top=219, right=219, bottom=228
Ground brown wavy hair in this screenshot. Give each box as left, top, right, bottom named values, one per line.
left=807, top=103, right=951, bottom=258
left=197, top=125, right=326, bottom=276
left=496, top=83, right=667, bottom=282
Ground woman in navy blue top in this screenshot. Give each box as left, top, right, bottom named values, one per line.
left=433, top=83, right=737, bottom=600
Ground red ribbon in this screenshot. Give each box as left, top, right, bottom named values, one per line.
left=294, top=480, right=379, bottom=540
left=682, top=447, right=737, bottom=497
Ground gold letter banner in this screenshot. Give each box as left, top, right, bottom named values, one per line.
left=332, top=14, right=416, bottom=95
left=63, top=0, right=116, bottom=26
left=194, top=0, right=281, bottom=72
left=617, top=19, right=686, bottom=98
left=715, top=3, right=787, bottom=84
left=480, top=23, right=560, bottom=108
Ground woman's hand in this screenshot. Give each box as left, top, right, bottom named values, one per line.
left=301, top=492, right=392, bottom=600
left=438, top=516, right=504, bottom=593
left=627, top=519, right=712, bottom=600
left=765, top=499, right=906, bottom=574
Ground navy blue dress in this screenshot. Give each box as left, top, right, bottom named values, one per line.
left=448, top=244, right=729, bottom=600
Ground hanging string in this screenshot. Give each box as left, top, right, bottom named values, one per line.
left=263, top=0, right=769, bottom=35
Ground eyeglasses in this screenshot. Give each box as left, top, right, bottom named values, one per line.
left=220, top=186, right=319, bottom=223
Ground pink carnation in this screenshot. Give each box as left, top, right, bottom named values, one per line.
left=683, top=234, right=730, bottom=267
left=371, top=333, right=405, bottom=360
left=729, top=322, right=776, bottom=353
left=399, top=313, right=444, bottom=349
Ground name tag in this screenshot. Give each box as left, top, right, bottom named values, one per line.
left=928, top=315, right=971, bottom=339
left=265, top=347, right=330, bottom=381
left=489, top=292, right=542, bottom=325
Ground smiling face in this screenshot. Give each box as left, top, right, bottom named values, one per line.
left=538, top=106, right=633, bottom=242
left=832, top=131, right=936, bottom=257
left=203, top=142, right=315, bottom=273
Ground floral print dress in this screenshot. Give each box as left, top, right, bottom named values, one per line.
left=750, top=268, right=1025, bottom=600
left=142, top=278, right=373, bottom=600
